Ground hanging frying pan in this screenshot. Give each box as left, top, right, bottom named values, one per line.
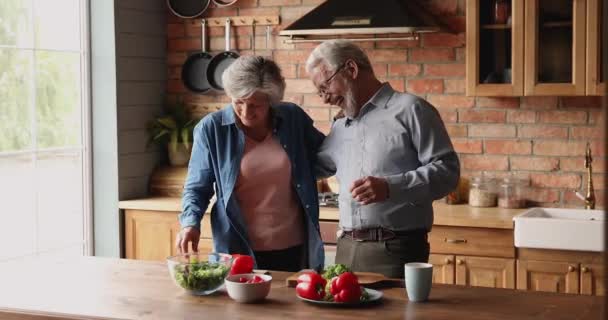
left=206, top=18, right=240, bottom=92
left=167, top=0, right=210, bottom=18
left=212, top=0, right=238, bottom=7
left=181, top=19, right=213, bottom=94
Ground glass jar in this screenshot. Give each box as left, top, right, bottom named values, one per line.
left=498, top=178, right=527, bottom=209
left=493, top=0, right=511, bottom=24
left=468, top=177, right=497, bottom=207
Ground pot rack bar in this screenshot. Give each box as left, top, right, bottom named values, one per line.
left=282, top=34, right=419, bottom=44
left=190, top=15, right=280, bottom=27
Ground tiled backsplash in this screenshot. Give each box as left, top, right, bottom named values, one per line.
left=166, top=0, right=606, bottom=207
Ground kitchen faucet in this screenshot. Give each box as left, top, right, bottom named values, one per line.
left=574, top=142, right=596, bottom=209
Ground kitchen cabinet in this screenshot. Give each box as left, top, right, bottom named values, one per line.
left=466, top=0, right=604, bottom=96
left=517, top=248, right=605, bottom=295
left=429, top=226, right=516, bottom=289
left=124, top=209, right=213, bottom=261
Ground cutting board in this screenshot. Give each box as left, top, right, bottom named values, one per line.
left=286, top=270, right=404, bottom=289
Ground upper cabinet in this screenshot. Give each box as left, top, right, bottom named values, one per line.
left=466, top=0, right=605, bottom=96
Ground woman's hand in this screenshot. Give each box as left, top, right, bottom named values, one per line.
left=176, top=226, right=201, bottom=254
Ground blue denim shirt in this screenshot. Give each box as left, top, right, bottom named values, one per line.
left=180, top=103, right=326, bottom=270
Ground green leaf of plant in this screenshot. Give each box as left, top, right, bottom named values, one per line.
left=169, top=130, right=178, bottom=153
left=157, top=117, right=177, bottom=129
left=181, top=127, right=190, bottom=150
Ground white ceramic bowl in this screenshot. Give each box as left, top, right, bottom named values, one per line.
left=224, top=273, right=272, bottom=303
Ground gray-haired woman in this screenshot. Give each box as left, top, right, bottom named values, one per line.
left=176, top=56, right=326, bottom=272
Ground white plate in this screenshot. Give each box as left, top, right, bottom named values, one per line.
left=297, top=288, right=383, bottom=307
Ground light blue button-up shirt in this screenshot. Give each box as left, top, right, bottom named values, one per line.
left=180, top=103, right=326, bottom=270
left=317, top=84, right=460, bottom=231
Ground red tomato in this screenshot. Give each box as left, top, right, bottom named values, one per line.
left=229, top=255, right=254, bottom=275
left=296, top=282, right=323, bottom=300
left=246, top=275, right=264, bottom=284
left=238, top=277, right=248, bottom=283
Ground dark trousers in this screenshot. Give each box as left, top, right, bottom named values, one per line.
left=254, top=244, right=304, bottom=272
left=335, top=233, right=430, bottom=278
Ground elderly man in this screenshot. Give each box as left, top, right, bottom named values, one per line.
left=308, top=40, right=460, bottom=278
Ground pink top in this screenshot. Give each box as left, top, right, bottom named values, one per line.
left=234, top=133, right=304, bottom=251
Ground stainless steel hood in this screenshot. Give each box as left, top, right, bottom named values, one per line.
left=279, top=0, right=442, bottom=42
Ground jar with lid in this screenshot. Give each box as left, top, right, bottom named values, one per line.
left=468, top=176, right=497, bottom=207
left=498, top=178, right=527, bottom=208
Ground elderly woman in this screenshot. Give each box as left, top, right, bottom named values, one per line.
left=176, top=56, right=326, bottom=272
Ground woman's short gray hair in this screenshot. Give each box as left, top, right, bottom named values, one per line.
left=222, top=55, right=286, bottom=106
left=305, top=40, right=373, bottom=74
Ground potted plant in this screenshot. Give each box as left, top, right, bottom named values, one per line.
left=147, top=101, right=196, bottom=167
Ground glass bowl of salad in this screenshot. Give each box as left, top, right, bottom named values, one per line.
left=167, top=252, right=233, bottom=295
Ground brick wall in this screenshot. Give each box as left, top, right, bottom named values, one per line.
left=166, top=0, right=606, bottom=207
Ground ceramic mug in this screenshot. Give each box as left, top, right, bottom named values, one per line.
left=404, top=262, right=433, bottom=302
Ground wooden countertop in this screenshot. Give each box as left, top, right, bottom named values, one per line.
left=0, top=257, right=601, bottom=320
left=119, top=197, right=523, bottom=229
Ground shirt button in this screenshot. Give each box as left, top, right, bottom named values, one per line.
left=297, top=184, right=301, bottom=188
left=283, top=144, right=287, bottom=148
left=305, top=204, right=310, bottom=209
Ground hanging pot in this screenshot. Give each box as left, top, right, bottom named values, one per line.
left=181, top=19, right=213, bottom=93
left=206, top=18, right=240, bottom=91
left=167, top=0, right=210, bottom=18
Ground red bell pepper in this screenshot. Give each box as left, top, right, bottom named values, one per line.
left=295, top=272, right=326, bottom=300
left=330, top=272, right=361, bottom=303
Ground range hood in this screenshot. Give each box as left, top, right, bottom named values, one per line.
left=279, top=0, right=442, bottom=42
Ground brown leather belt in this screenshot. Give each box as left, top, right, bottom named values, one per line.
left=342, top=228, right=428, bottom=242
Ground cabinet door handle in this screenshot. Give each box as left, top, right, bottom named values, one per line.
left=456, top=259, right=464, bottom=265
left=581, top=267, right=589, bottom=273
left=568, top=265, right=577, bottom=272
left=445, top=238, right=467, bottom=244
left=445, top=258, right=452, bottom=264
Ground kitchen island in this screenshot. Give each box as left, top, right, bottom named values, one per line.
left=0, top=257, right=602, bottom=320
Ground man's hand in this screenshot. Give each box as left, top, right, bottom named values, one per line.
left=350, top=176, right=389, bottom=205
left=175, top=226, right=201, bottom=254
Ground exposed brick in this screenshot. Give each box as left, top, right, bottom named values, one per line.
left=410, top=48, right=455, bottom=62
left=278, top=6, right=315, bottom=20
left=238, top=7, right=280, bottom=17
left=561, top=96, right=603, bottom=108
left=281, top=64, right=298, bottom=79
left=424, top=64, right=466, bottom=77
left=510, top=157, right=559, bottom=171
left=167, top=79, right=187, bottom=94
left=560, top=158, right=606, bottom=173
left=563, top=189, right=605, bottom=206
left=422, top=33, right=465, bottom=47
left=406, top=79, right=444, bottom=94
left=437, top=109, right=457, bottom=123
left=461, top=155, right=509, bottom=171
left=445, top=79, right=465, bottom=93
left=539, top=111, right=587, bottom=124
left=273, top=50, right=311, bottom=64
left=427, top=95, right=475, bottom=108
left=209, top=37, right=251, bottom=51
left=530, top=173, right=581, bottom=189
left=533, top=141, right=588, bottom=156
left=426, top=0, right=458, bottom=15
left=302, top=0, right=325, bottom=4
left=446, top=124, right=467, bottom=137
left=589, top=110, right=605, bottom=125
left=168, top=38, right=201, bottom=52
left=445, top=17, right=466, bottom=33
left=469, top=125, right=516, bottom=137
left=459, top=110, right=505, bottom=123
left=388, top=64, right=421, bottom=76
left=476, top=97, right=520, bottom=109
left=372, top=63, right=388, bottom=77
left=313, top=121, right=331, bottom=135
left=570, top=126, right=603, bottom=139
left=259, top=0, right=301, bottom=6
left=168, top=67, right=181, bottom=80
left=233, top=0, right=258, bottom=7
left=302, top=94, right=325, bottom=107
left=507, top=110, right=536, bottom=123
left=303, top=107, right=330, bottom=121
left=455, top=47, right=466, bottom=61
left=283, top=93, right=303, bottom=106
left=593, top=173, right=605, bottom=189
left=524, top=188, right=561, bottom=204
left=518, top=125, right=569, bottom=139
left=202, top=7, right=238, bottom=18
left=285, top=79, right=317, bottom=94
left=385, top=79, right=405, bottom=92
left=452, top=139, right=482, bottom=154
left=375, top=39, right=420, bottom=49
left=521, top=96, right=558, bottom=110
left=485, top=140, right=532, bottom=155
left=168, top=24, right=185, bottom=39
left=367, top=49, right=408, bottom=62
left=168, top=52, right=188, bottom=66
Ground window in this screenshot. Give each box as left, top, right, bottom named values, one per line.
left=0, top=0, right=91, bottom=261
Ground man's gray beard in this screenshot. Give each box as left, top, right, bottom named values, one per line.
left=343, top=86, right=359, bottom=118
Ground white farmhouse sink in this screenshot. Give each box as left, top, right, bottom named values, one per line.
left=513, top=208, right=605, bottom=252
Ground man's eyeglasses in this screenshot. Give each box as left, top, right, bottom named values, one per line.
left=317, top=63, right=346, bottom=97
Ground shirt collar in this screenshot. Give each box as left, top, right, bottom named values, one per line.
left=345, top=82, right=394, bottom=125
left=220, top=104, right=283, bottom=130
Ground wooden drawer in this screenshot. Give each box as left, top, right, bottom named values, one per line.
left=319, top=221, right=339, bottom=244
left=429, top=226, right=515, bottom=258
